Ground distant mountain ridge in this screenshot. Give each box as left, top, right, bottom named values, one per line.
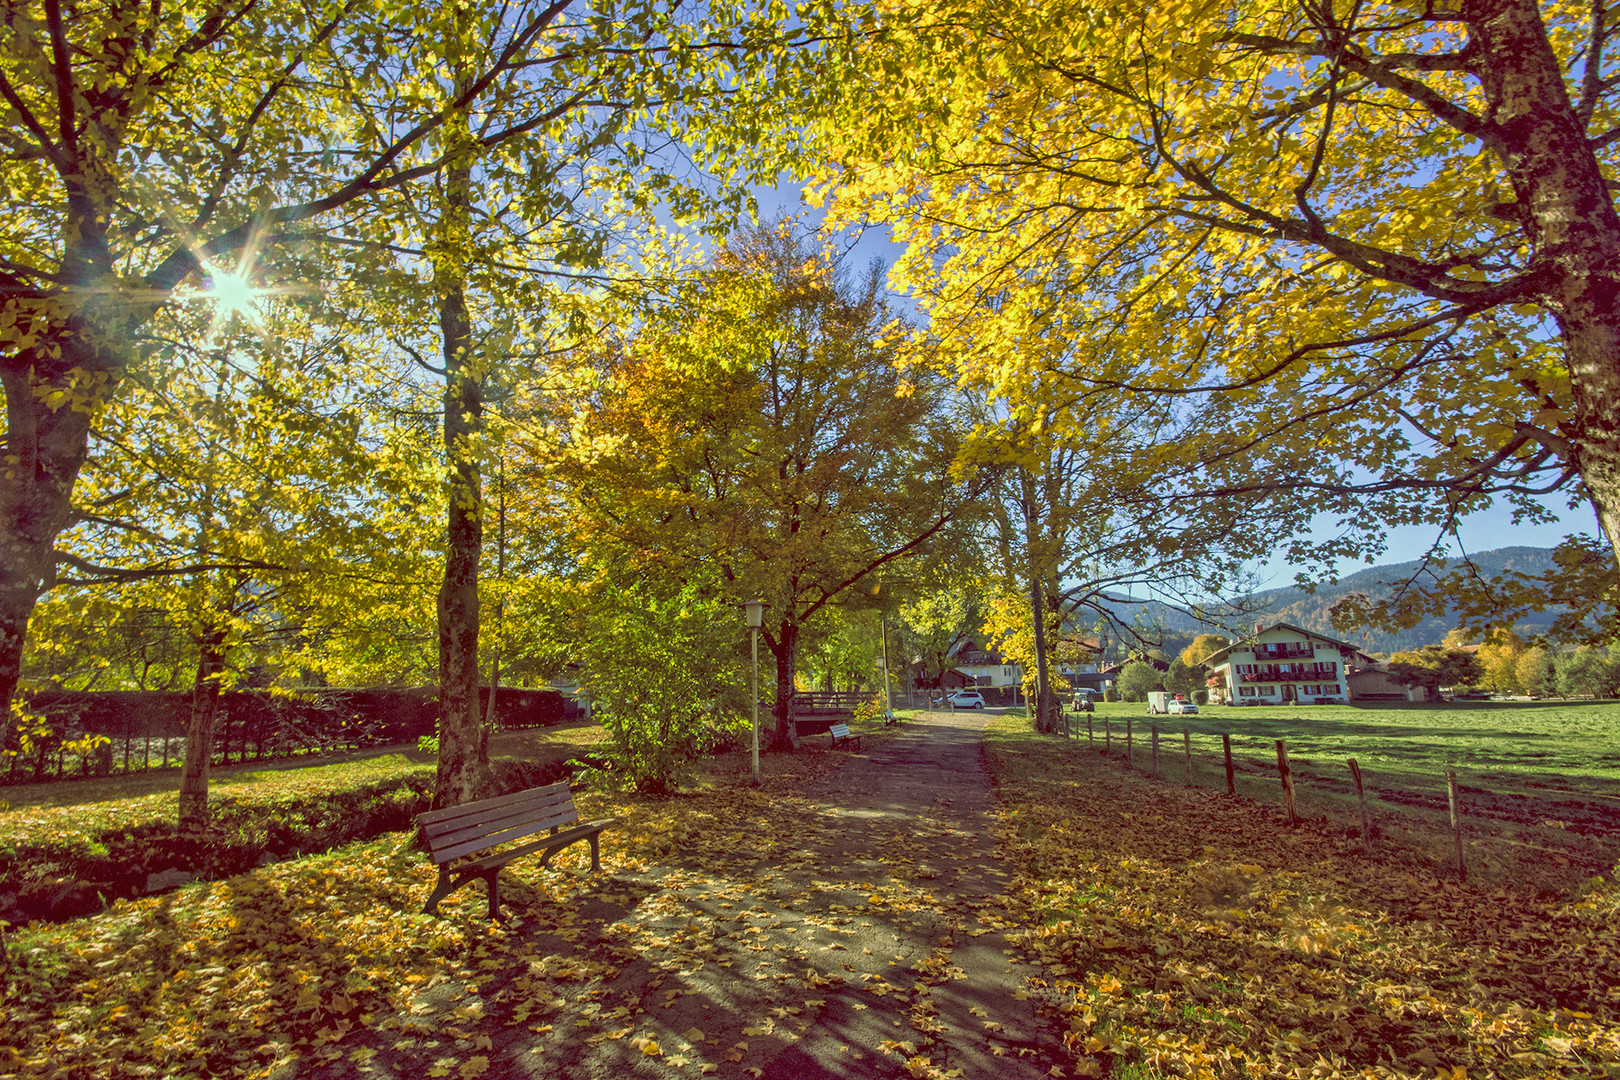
left=1106, top=546, right=1562, bottom=656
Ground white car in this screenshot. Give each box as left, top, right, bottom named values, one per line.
left=1168, top=699, right=1198, bottom=714
left=949, top=691, right=986, bottom=710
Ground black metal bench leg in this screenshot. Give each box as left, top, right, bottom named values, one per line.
left=588, top=832, right=602, bottom=873
left=485, top=869, right=502, bottom=921
left=423, top=868, right=455, bottom=916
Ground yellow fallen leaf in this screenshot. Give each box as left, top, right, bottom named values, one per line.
left=458, top=1057, right=490, bottom=1079
left=682, top=1027, right=706, bottom=1043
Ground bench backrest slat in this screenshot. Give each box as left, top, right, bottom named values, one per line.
left=830, top=723, right=851, bottom=737
left=420, top=785, right=574, bottom=839
left=425, top=797, right=578, bottom=848
left=418, top=781, right=570, bottom=829
left=427, top=810, right=581, bottom=864
left=418, top=782, right=582, bottom=864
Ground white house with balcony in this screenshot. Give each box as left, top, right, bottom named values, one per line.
left=1204, top=623, right=1374, bottom=705
left=948, top=642, right=1023, bottom=688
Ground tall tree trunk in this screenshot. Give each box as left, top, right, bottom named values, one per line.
left=1467, top=0, right=1620, bottom=565
left=768, top=621, right=800, bottom=751
left=1019, top=467, right=1058, bottom=732
left=482, top=460, right=506, bottom=754
left=433, top=147, right=489, bottom=809
left=178, top=630, right=228, bottom=838
left=1, top=202, right=121, bottom=747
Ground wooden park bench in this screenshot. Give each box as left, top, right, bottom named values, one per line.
left=417, top=781, right=616, bottom=920
left=828, top=722, right=862, bottom=751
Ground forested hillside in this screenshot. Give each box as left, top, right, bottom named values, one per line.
left=1114, top=548, right=1565, bottom=655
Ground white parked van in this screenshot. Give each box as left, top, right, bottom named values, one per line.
left=1147, top=691, right=1173, bottom=714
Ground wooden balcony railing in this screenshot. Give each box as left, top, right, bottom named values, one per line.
left=1239, top=666, right=1336, bottom=683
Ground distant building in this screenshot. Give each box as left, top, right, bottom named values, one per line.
left=948, top=641, right=1022, bottom=689
left=910, top=637, right=1110, bottom=696
left=1345, top=666, right=1419, bottom=701
left=1204, top=623, right=1375, bottom=705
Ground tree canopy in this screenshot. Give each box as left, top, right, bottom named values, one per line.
left=813, top=0, right=1620, bottom=606
left=532, top=222, right=974, bottom=747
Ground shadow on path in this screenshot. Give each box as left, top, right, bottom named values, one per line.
left=302, top=710, right=1061, bottom=1080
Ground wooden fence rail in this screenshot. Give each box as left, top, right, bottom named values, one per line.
left=1060, top=716, right=1475, bottom=881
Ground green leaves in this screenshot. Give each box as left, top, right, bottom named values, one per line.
left=571, top=578, right=746, bottom=794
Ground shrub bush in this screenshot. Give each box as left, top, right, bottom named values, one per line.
left=572, top=581, right=743, bottom=795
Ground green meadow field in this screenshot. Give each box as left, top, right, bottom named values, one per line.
left=1063, top=700, right=1620, bottom=882
left=1161, top=699, right=1620, bottom=780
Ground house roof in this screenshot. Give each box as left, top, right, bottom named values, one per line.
left=1203, top=622, right=1375, bottom=668
left=949, top=640, right=1007, bottom=667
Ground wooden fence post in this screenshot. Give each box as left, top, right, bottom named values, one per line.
left=1125, top=717, right=1133, bottom=767
left=1151, top=725, right=1161, bottom=777
left=1275, top=739, right=1299, bottom=825
left=1087, top=716, right=1093, bottom=746
left=1183, top=729, right=1193, bottom=787
left=1104, top=717, right=1111, bottom=753
left=1447, top=770, right=1467, bottom=882
left=1348, top=758, right=1372, bottom=851
left=1222, top=734, right=1235, bottom=795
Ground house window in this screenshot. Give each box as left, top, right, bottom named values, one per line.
left=1004, top=667, right=1013, bottom=677
left=976, top=675, right=992, bottom=687
left=1239, top=686, right=1256, bottom=697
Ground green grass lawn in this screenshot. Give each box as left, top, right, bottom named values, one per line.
left=1048, top=700, right=1620, bottom=880
left=0, top=725, right=609, bottom=924
left=1077, top=698, right=1620, bottom=781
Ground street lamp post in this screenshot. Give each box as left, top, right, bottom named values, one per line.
left=880, top=615, right=892, bottom=719
left=743, top=600, right=765, bottom=785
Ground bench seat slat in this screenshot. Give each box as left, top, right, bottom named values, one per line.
left=459, top=818, right=618, bottom=875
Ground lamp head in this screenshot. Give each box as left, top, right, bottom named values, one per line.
left=743, top=599, right=766, bottom=628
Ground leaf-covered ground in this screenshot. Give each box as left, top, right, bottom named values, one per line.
left=2, top=711, right=1616, bottom=1080
left=985, top=712, right=1620, bottom=1078
left=0, top=727, right=606, bottom=923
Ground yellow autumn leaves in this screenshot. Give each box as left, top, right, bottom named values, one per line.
left=983, top=711, right=1620, bottom=1078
